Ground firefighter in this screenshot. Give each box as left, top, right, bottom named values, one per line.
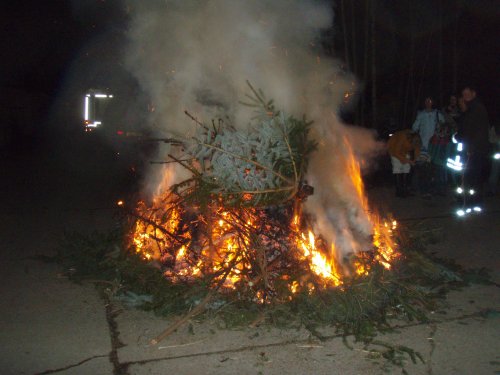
left=450, top=86, right=490, bottom=215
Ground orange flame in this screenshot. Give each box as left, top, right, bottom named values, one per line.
left=131, top=138, right=400, bottom=296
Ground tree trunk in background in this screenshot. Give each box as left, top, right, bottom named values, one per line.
left=438, top=0, right=443, bottom=106
left=415, top=32, right=433, bottom=114
left=371, top=0, right=377, bottom=128
left=361, top=0, right=370, bottom=126
left=403, top=0, right=414, bottom=128
left=350, top=0, right=358, bottom=76
left=452, top=0, right=459, bottom=93
left=341, top=0, right=351, bottom=71
left=350, top=0, right=360, bottom=124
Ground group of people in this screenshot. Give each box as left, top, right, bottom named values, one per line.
left=387, top=85, right=499, bottom=212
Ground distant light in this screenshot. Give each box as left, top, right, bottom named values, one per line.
left=117, top=200, right=124, bottom=206
left=84, top=96, right=89, bottom=120
left=494, top=153, right=500, bottom=160
left=389, top=133, right=394, bottom=137
left=473, top=206, right=482, bottom=212
left=117, top=130, right=124, bottom=135
left=466, top=208, right=472, bottom=213
left=108, top=95, right=114, bottom=98
left=457, top=142, right=463, bottom=152
left=86, top=121, right=101, bottom=128
left=456, top=187, right=463, bottom=194
left=469, top=189, right=475, bottom=195
left=94, top=94, right=108, bottom=98
left=456, top=209, right=465, bottom=217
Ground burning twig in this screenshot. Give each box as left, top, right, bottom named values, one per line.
left=184, top=110, right=209, bottom=131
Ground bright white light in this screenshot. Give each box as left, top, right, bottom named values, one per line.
left=389, top=133, right=393, bottom=137
left=447, top=163, right=462, bottom=171
left=473, top=206, right=482, bottom=212
left=457, top=143, right=463, bottom=152
left=456, top=209, right=465, bottom=217
left=452, top=133, right=458, bottom=144
left=466, top=208, right=472, bottom=213
left=108, top=95, right=114, bottom=98
left=456, top=187, right=463, bottom=194
left=469, top=189, right=475, bottom=195
left=84, top=96, right=89, bottom=120
left=447, top=159, right=463, bottom=171
left=94, top=94, right=108, bottom=98
left=494, top=153, right=500, bottom=160
left=86, top=121, right=102, bottom=128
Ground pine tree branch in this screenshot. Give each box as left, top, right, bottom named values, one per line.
left=193, top=139, right=293, bottom=184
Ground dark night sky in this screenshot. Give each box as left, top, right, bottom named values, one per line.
left=0, top=0, right=498, bottom=135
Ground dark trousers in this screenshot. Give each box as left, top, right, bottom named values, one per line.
left=432, top=164, right=448, bottom=195
left=457, top=152, right=488, bottom=207
left=413, top=162, right=432, bottom=195
left=464, top=153, right=487, bottom=193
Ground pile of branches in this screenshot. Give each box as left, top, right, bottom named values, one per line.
left=159, top=81, right=317, bottom=207
left=127, top=83, right=401, bottom=343
left=56, top=226, right=486, bottom=347
left=128, top=83, right=330, bottom=303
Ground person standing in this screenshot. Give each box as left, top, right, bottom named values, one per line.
left=442, top=95, right=461, bottom=138
left=487, top=122, right=500, bottom=196
left=456, top=86, right=490, bottom=208
left=412, top=97, right=445, bottom=152
left=412, top=97, right=444, bottom=197
left=387, top=130, right=421, bottom=197
left=428, top=121, right=452, bottom=195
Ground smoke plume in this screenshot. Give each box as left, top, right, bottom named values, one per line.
left=124, top=0, right=382, bottom=258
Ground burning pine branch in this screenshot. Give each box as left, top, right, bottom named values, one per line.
left=128, top=84, right=400, bottom=343
left=131, top=87, right=398, bottom=288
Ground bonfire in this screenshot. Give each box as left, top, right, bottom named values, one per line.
left=130, top=84, right=400, bottom=325
left=53, top=84, right=466, bottom=354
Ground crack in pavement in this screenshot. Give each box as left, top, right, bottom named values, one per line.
left=426, top=323, right=437, bottom=375
left=33, top=354, right=108, bottom=375
left=29, top=269, right=130, bottom=375
left=117, top=308, right=499, bottom=371
left=101, top=291, right=128, bottom=375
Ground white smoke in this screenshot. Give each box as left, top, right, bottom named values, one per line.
left=124, top=0, right=382, bottom=258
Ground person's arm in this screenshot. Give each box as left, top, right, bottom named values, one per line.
left=394, top=138, right=412, bottom=164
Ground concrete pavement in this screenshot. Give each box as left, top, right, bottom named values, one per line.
left=1, top=145, right=499, bottom=375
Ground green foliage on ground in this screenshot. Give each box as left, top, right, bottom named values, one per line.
left=57, top=226, right=486, bottom=334
left=55, top=223, right=491, bottom=372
